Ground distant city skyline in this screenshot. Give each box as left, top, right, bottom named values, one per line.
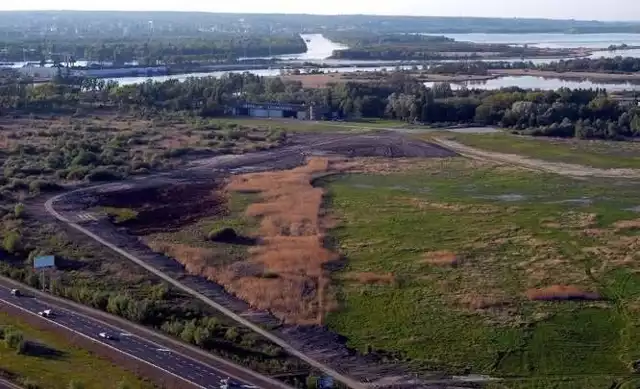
left=0, top=0, right=639, bottom=22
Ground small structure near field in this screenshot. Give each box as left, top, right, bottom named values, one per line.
left=230, top=102, right=331, bottom=120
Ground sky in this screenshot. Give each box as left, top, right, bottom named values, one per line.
left=0, top=0, right=639, bottom=21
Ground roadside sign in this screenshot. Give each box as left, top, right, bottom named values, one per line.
left=318, top=376, right=334, bottom=389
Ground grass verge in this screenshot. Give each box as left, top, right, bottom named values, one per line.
left=0, top=312, right=154, bottom=389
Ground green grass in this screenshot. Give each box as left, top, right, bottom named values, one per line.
left=146, top=192, right=258, bottom=267
left=214, top=117, right=430, bottom=133
left=0, top=312, right=155, bottom=389
left=99, top=207, right=139, bottom=223
left=451, top=132, right=640, bottom=169
left=321, top=158, right=640, bottom=388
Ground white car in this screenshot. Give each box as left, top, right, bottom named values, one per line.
left=98, top=332, right=113, bottom=340
left=38, top=309, right=53, bottom=317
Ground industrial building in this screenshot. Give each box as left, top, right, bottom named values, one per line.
left=230, top=102, right=330, bottom=120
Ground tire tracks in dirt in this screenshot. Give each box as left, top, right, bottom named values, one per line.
left=432, top=138, right=640, bottom=179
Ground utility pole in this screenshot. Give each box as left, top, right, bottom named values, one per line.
left=268, top=24, right=272, bottom=58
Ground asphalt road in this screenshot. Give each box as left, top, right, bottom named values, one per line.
left=0, top=286, right=255, bottom=389
left=0, top=378, right=22, bottom=389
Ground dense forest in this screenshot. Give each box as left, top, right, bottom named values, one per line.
left=0, top=35, right=307, bottom=64
left=2, top=11, right=640, bottom=35
left=325, top=33, right=577, bottom=61
left=1, top=71, right=639, bottom=141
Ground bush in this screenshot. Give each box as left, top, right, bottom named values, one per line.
left=13, top=203, right=24, bottom=218
left=208, top=227, right=238, bottom=242
left=3, top=231, right=21, bottom=253
left=4, top=329, right=23, bottom=349
left=29, top=180, right=61, bottom=194
left=85, top=168, right=122, bottom=182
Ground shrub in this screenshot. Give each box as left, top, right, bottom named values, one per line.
left=3, top=231, right=21, bottom=253
left=29, top=180, right=61, bottom=194
left=208, top=227, right=238, bottom=242
left=85, top=168, right=122, bottom=182
left=13, top=203, right=24, bottom=218
left=4, top=329, right=23, bottom=349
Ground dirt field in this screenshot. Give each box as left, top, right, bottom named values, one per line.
left=45, top=131, right=458, bottom=389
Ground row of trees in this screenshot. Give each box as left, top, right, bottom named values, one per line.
left=326, top=33, right=576, bottom=61
left=427, top=57, right=640, bottom=75
left=1, top=71, right=639, bottom=140
left=0, top=35, right=307, bottom=65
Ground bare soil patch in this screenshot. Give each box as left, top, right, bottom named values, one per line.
left=423, top=251, right=459, bottom=267
left=526, top=285, right=601, bottom=301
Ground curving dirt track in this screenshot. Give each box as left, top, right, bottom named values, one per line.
left=38, top=132, right=465, bottom=389
left=433, top=138, right=640, bottom=178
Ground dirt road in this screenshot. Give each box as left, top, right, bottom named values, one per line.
left=433, top=137, right=640, bottom=178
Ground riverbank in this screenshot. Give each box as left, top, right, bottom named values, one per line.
left=489, top=68, right=640, bottom=82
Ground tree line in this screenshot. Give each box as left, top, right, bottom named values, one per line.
left=0, top=35, right=307, bottom=65
left=1, top=71, right=639, bottom=140
left=426, top=57, right=640, bottom=75
left=326, top=33, right=577, bottom=61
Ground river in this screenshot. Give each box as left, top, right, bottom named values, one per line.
left=88, top=32, right=640, bottom=90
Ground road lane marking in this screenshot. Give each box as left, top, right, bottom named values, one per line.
left=1, top=284, right=279, bottom=389
left=0, top=297, right=207, bottom=389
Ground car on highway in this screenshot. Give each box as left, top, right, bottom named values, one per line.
left=10, top=289, right=20, bottom=297
left=38, top=309, right=53, bottom=318
left=98, top=332, right=114, bottom=340
left=219, top=378, right=257, bottom=389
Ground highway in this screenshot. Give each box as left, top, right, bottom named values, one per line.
left=0, top=285, right=257, bottom=389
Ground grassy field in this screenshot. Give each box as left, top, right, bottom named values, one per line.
left=450, top=132, right=640, bottom=169
left=321, top=157, right=640, bottom=389
left=214, top=118, right=429, bottom=133
left=0, top=312, right=155, bottom=389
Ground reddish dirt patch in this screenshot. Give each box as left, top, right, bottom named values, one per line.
left=423, top=250, right=459, bottom=266
left=526, top=285, right=601, bottom=301
left=613, top=219, right=640, bottom=231
left=344, top=272, right=395, bottom=285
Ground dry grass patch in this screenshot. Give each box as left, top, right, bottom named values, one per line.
left=613, top=219, right=640, bottom=231
left=159, top=157, right=342, bottom=325
left=423, top=250, right=459, bottom=267
left=526, top=285, right=601, bottom=301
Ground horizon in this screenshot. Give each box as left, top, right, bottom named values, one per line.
left=0, top=9, right=639, bottom=23
left=1, top=0, right=639, bottom=22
